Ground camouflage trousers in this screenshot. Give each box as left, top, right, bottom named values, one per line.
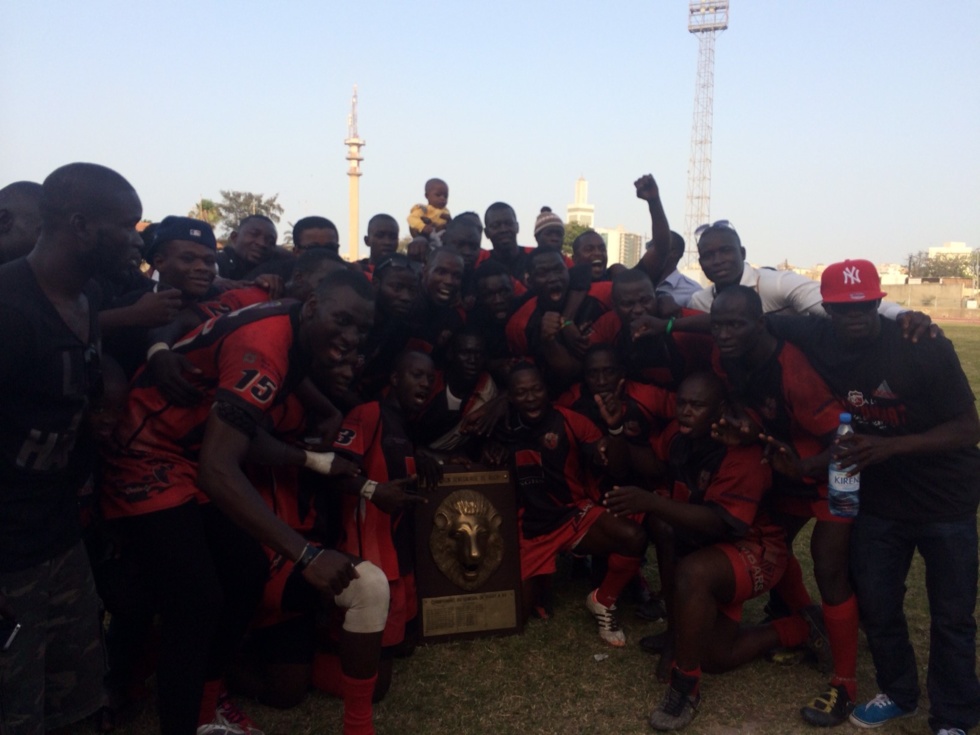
left=0, top=540, right=105, bottom=735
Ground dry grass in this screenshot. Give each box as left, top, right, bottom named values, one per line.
left=74, top=324, right=980, bottom=735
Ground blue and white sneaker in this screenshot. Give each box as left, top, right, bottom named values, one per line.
left=934, top=729, right=966, bottom=735
left=849, top=693, right=917, bottom=728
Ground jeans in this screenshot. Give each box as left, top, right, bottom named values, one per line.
left=851, top=512, right=980, bottom=733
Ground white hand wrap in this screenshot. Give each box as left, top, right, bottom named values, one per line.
left=146, top=342, right=171, bottom=360
left=304, top=450, right=336, bottom=475
left=359, top=480, right=378, bottom=500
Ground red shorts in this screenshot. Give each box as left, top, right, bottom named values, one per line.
left=383, top=572, right=417, bottom=647
left=773, top=493, right=853, bottom=524
left=716, top=535, right=788, bottom=622
left=519, top=504, right=605, bottom=581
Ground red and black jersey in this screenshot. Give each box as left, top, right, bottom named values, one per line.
left=496, top=405, right=602, bottom=539
left=403, top=297, right=467, bottom=358
left=191, top=285, right=271, bottom=322
left=557, top=380, right=675, bottom=445
left=589, top=310, right=713, bottom=388
left=475, top=246, right=539, bottom=296
left=415, top=370, right=497, bottom=451
left=652, top=423, right=783, bottom=552
left=333, top=401, right=417, bottom=580
left=505, top=284, right=610, bottom=360
left=248, top=392, right=316, bottom=536
left=101, top=300, right=306, bottom=519
left=713, top=340, right=842, bottom=499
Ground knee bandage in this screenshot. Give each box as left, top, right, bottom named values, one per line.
left=334, top=561, right=390, bottom=634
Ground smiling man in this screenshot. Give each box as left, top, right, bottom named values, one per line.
left=216, top=214, right=278, bottom=280
left=101, top=269, right=376, bottom=735
left=767, top=260, right=980, bottom=735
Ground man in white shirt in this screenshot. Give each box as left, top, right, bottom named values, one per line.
left=688, top=221, right=906, bottom=320
left=653, top=232, right=702, bottom=308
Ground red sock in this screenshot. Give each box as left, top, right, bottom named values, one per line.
left=197, top=679, right=222, bottom=727
left=311, top=652, right=344, bottom=697
left=824, top=596, right=859, bottom=700
left=596, top=554, right=642, bottom=608
left=342, top=673, right=377, bottom=735
left=771, top=614, right=809, bottom=648
left=773, top=555, right=812, bottom=612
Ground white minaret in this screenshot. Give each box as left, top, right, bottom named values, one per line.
left=345, top=85, right=365, bottom=262
left=567, top=176, right=595, bottom=228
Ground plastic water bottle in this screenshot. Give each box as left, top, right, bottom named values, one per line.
left=828, top=413, right=860, bottom=518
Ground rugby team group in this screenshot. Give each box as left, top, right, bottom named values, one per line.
left=0, top=165, right=977, bottom=735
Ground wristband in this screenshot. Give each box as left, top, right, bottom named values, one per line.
left=304, top=450, right=335, bottom=475
left=665, top=317, right=676, bottom=336
left=608, top=424, right=624, bottom=436
left=359, top=479, right=378, bottom=500
left=294, top=542, right=323, bottom=573
left=147, top=342, right=171, bottom=360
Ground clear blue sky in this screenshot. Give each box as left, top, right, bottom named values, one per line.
left=3, top=0, right=978, bottom=266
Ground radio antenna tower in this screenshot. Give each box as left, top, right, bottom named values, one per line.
left=345, top=85, right=365, bottom=262
left=683, top=1, right=728, bottom=266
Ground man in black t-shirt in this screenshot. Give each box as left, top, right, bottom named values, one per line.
left=215, top=214, right=279, bottom=279
left=768, top=259, right=980, bottom=735
left=0, top=163, right=144, bottom=734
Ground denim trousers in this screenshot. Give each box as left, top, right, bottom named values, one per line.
left=851, top=512, right=980, bottom=732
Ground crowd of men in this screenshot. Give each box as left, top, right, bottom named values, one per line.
left=0, top=164, right=977, bottom=735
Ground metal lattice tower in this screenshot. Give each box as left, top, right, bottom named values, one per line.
left=345, top=85, right=365, bottom=262
left=683, top=1, right=728, bottom=267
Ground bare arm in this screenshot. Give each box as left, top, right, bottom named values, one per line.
left=837, top=404, right=980, bottom=473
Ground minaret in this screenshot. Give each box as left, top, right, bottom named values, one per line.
left=345, top=85, right=365, bottom=262
left=566, top=176, right=595, bottom=228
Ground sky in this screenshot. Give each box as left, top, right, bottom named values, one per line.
left=3, top=0, right=978, bottom=267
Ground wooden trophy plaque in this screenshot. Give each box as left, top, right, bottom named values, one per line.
left=414, top=466, right=523, bottom=643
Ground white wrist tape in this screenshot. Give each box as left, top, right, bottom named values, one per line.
left=304, top=451, right=336, bottom=475
left=147, top=342, right=171, bottom=360
left=359, top=480, right=378, bottom=500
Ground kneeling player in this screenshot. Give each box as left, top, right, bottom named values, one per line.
left=606, top=373, right=821, bottom=731
left=486, top=363, right=647, bottom=646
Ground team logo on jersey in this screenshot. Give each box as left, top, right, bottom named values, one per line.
left=847, top=390, right=865, bottom=408
left=542, top=432, right=559, bottom=450
left=335, top=428, right=356, bottom=446
left=872, top=380, right=897, bottom=399
left=243, top=352, right=257, bottom=364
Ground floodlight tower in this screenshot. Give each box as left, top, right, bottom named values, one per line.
left=345, top=85, right=365, bottom=262
left=683, top=1, right=728, bottom=266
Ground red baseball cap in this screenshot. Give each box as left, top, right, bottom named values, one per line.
left=820, top=259, right=887, bottom=304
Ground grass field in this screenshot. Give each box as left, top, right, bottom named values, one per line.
left=81, top=324, right=980, bottom=735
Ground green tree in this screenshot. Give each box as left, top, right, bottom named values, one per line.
left=562, top=222, right=591, bottom=258
left=187, top=198, right=221, bottom=228
left=906, top=250, right=976, bottom=279
left=213, top=191, right=285, bottom=236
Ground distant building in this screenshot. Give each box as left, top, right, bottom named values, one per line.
left=928, top=241, right=971, bottom=259
left=567, top=177, right=595, bottom=228
left=596, top=225, right=644, bottom=267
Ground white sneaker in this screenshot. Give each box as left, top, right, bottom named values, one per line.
left=586, top=589, right=626, bottom=647
left=935, top=729, right=966, bottom=735
left=196, top=719, right=246, bottom=735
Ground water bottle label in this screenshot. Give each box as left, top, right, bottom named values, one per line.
left=829, top=469, right=859, bottom=490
